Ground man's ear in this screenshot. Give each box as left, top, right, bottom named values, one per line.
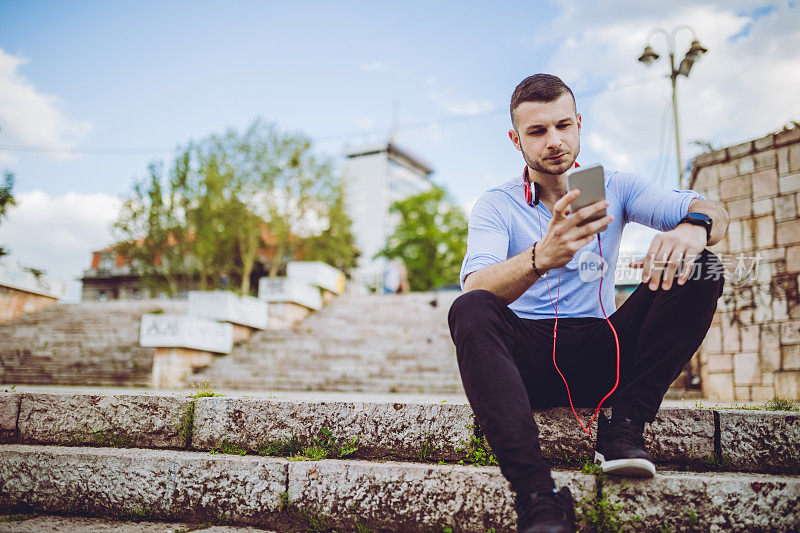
left=577, top=113, right=582, bottom=134
left=508, top=129, right=522, bottom=151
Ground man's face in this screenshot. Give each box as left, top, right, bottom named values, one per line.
left=508, top=93, right=581, bottom=176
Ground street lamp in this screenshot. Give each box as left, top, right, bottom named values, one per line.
left=638, top=26, right=708, bottom=189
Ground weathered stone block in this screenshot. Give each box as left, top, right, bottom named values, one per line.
left=187, top=290, right=268, bottom=330
left=693, top=165, right=719, bottom=190
left=753, top=216, right=775, bottom=250
left=706, top=353, right=731, bottom=373
left=266, top=302, right=312, bottom=329
left=17, top=392, right=192, bottom=448
left=752, top=169, right=779, bottom=199
left=694, top=149, right=727, bottom=167
left=725, top=198, right=751, bottom=219
left=754, top=150, right=777, bottom=170
left=140, top=314, right=233, bottom=354
left=751, top=385, right=775, bottom=401
left=783, top=344, right=800, bottom=371
left=726, top=220, right=744, bottom=253
left=605, top=470, right=800, bottom=531
left=735, top=385, right=752, bottom=400
left=704, top=373, right=735, bottom=402
left=0, top=445, right=288, bottom=525
left=751, top=197, right=773, bottom=216
left=703, top=325, right=723, bottom=354
left=737, top=156, right=755, bottom=174
left=192, top=397, right=474, bottom=461
left=0, top=393, right=20, bottom=442
left=719, top=410, right=800, bottom=473
left=287, top=261, right=346, bottom=296
left=754, top=133, right=775, bottom=151
left=778, top=146, right=790, bottom=175
left=777, top=218, right=800, bottom=245
left=287, top=459, right=592, bottom=532
left=780, top=320, right=800, bottom=344
left=151, top=347, right=216, bottom=390
left=775, top=127, right=800, bottom=147
left=791, top=143, right=800, bottom=172
left=775, top=372, right=800, bottom=400
left=728, top=140, right=754, bottom=159
left=720, top=314, right=741, bottom=353
left=719, top=177, right=750, bottom=201
left=779, top=172, right=800, bottom=194
left=258, top=278, right=322, bottom=311
left=774, top=195, right=797, bottom=221
left=734, top=353, right=760, bottom=385
left=644, top=408, right=714, bottom=463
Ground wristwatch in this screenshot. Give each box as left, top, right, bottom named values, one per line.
left=678, top=212, right=712, bottom=243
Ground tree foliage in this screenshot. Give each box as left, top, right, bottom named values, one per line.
left=378, top=185, right=467, bottom=291
left=0, top=171, right=17, bottom=258
left=113, top=119, right=357, bottom=296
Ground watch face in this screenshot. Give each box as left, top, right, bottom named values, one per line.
left=687, top=212, right=711, bottom=222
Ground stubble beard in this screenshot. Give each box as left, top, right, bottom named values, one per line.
left=523, top=140, right=580, bottom=177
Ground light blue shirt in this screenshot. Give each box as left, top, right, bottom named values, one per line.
left=459, top=168, right=704, bottom=320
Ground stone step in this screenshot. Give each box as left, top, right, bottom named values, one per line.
left=0, top=513, right=277, bottom=532
left=0, top=444, right=797, bottom=532
left=3, top=392, right=798, bottom=475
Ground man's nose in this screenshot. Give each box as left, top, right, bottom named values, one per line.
left=544, top=128, right=563, bottom=149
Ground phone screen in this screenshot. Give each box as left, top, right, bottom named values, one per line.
left=566, top=165, right=606, bottom=227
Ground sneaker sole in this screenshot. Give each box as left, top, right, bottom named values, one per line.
left=594, top=452, right=656, bottom=478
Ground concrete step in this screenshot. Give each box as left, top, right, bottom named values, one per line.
left=1, top=444, right=797, bottom=532
left=0, top=512, right=276, bottom=532
left=2, top=391, right=798, bottom=475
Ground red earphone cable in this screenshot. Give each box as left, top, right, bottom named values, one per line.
left=534, top=206, right=621, bottom=437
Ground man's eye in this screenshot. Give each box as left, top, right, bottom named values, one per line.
left=558, top=124, right=570, bottom=129
left=529, top=130, right=544, bottom=135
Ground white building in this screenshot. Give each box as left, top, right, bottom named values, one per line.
left=341, top=142, right=434, bottom=292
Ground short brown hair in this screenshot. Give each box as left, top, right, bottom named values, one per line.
left=510, top=74, right=576, bottom=129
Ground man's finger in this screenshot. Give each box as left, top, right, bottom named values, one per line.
left=649, top=246, right=671, bottom=291
left=630, top=259, right=644, bottom=268
left=661, top=246, right=686, bottom=291
left=574, top=214, right=613, bottom=238
left=552, top=189, right=580, bottom=221
left=570, top=199, right=610, bottom=228
left=642, top=240, right=661, bottom=284
left=677, top=252, right=699, bottom=285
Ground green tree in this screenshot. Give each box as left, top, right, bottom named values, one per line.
left=378, top=185, right=467, bottom=291
left=301, top=180, right=360, bottom=274
left=113, top=162, right=195, bottom=297
left=0, top=171, right=15, bottom=258
left=114, top=119, right=356, bottom=295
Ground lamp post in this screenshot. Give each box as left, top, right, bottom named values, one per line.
left=638, top=26, right=708, bottom=189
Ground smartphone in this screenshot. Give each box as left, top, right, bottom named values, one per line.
left=566, top=165, right=606, bottom=227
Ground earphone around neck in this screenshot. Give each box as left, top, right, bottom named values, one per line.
left=523, top=162, right=580, bottom=208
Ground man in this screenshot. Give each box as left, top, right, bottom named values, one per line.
left=448, top=74, right=728, bottom=533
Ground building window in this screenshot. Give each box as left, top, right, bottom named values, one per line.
left=99, top=253, right=114, bottom=270
left=132, top=288, right=142, bottom=300
left=98, top=290, right=108, bottom=301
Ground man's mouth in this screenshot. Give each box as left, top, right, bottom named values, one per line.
left=546, top=153, right=568, bottom=161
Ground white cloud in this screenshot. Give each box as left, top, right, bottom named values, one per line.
left=0, top=190, right=121, bottom=302
left=360, top=61, right=388, bottom=72
left=541, top=1, right=800, bottom=184
left=0, top=48, right=93, bottom=162
left=427, top=77, right=495, bottom=117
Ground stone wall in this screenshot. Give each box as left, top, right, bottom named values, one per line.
left=0, top=286, right=58, bottom=323
left=691, top=126, right=800, bottom=401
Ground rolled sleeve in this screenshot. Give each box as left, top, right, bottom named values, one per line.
left=459, top=191, right=510, bottom=287
left=612, top=172, right=706, bottom=231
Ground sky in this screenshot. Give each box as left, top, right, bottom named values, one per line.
left=1, top=0, right=799, bottom=301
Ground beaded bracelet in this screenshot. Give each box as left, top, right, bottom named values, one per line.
left=531, top=241, right=545, bottom=277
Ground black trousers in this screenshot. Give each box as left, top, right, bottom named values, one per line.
left=448, top=249, right=725, bottom=496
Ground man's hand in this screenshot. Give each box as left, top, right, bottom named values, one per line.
left=631, top=223, right=707, bottom=291
left=535, top=190, right=613, bottom=273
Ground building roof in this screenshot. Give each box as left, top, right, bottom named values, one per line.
left=342, top=141, right=434, bottom=176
